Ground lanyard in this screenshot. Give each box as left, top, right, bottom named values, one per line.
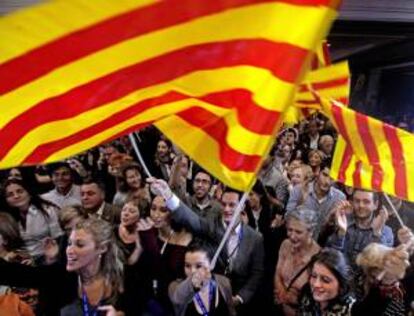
left=227, top=226, right=243, bottom=262
left=194, top=280, right=216, bottom=316
left=82, top=289, right=101, bottom=316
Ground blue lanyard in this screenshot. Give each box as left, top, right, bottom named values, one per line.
left=194, top=280, right=216, bottom=316
left=82, top=290, right=101, bottom=316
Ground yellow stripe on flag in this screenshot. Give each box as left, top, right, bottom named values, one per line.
left=0, top=2, right=335, bottom=127
left=0, top=0, right=154, bottom=63
left=156, top=116, right=258, bottom=191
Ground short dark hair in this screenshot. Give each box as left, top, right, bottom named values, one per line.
left=352, top=188, right=379, bottom=204
left=48, top=162, right=72, bottom=175
left=222, top=187, right=243, bottom=201
left=185, top=239, right=216, bottom=262
left=82, top=177, right=106, bottom=193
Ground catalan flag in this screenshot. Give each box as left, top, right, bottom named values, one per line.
left=0, top=0, right=340, bottom=191
left=283, top=40, right=350, bottom=125
left=317, top=96, right=414, bottom=202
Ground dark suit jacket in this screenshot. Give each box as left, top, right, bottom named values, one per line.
left=171, top=202, right=264, bottom=304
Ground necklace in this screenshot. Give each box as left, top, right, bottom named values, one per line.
left=160, top=229, right=174, bottom=255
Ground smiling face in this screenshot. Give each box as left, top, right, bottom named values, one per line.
left=221, top=192, right=240, bottom=225
left=315, top=167, right=332, bottom=194
left=193, top=172, right=211, bottom=200
left=310, top=262, right=339, bottom=306
left=290, top=167, right=305, bottom=186
left=125, top=168, right=142, bottom=190
left=66, top=228, right=104, bottom=272
left=5, top=183, right=31, bottom=212
left=156, top=140, right=169, bottom=159
left=150, top=196, right=170, bottom=229
left=308, top=151, right=322, bottom=168
left=52, top=166, right=73, bottom=193
left=352, top=190, right=378, bottom=221
left=121, top=202, right=139, bottom=227
left=286, top=218, right=311, bottom=249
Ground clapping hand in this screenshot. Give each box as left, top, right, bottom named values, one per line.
left=334, top=200, right=350, bottom=236
left=372, top=208, right=388, bottom=237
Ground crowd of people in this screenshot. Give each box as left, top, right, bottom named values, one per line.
left=0, top=113, right=413, bottom=316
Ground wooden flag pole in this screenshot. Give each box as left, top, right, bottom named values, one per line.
left=383, top=193, right=405, bottom=228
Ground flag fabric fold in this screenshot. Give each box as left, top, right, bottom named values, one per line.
left=316, top=96, right=414, bottom=202
left=0, top=0, right=341, bottom=191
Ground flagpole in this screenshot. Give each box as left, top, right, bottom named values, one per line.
left=128, top=133, right=152, bottom=178
left=383, top=193, right=405, bottom=228
left=210, top=192, right=248, bottom=270
left=129, top=131, right=248, bottom=270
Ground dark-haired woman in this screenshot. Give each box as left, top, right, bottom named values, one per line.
left=1, top=178, right=63, bottom=262
left=0, top=213, right=39, bottom=313
left=298, top=248, right=355, bottom=316
left=138, top=195, right=192, bottom=315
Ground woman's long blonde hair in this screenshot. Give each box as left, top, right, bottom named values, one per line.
left=74, top=218, right=124, bottom=295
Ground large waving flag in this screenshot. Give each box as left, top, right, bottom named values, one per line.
left=283, top=40, right=350, bottom=125
left=0, top=0, right=340, bottom=191
left=317, top=96, right=414, bottom=202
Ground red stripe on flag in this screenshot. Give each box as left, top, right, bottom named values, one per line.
left=202, top=90, right=281, bottom=134
left=177, top=107, right=261, bottom=171
left=352, top=160, right=362, bottom=188
left=328, top=101, right=352, bottom=143
left=321, top=41, right=331, bottom=65
left=298, top=77, right=349, bottom=92
left=0, top=0, right=335, bottom=95
left=383, top=124, right=408, bottom=199
left=355, top=113, right=383, bottom=191
left=23, top=89, right=280, bottom=164
left=337, top=143, right=353, bottom=183
left=296, top=97, right=348, bottom=107
left=0, top=39, right=306, bottom=161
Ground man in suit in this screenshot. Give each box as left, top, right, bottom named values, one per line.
left=149, top=178, right=264, bottom=315
left=80, top=178, right=121, bottom=224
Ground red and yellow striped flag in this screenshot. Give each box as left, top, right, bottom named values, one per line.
left=317, top=97, right=414, bottom=202
left=0, top=0, right=340, bottom=191
left=283, top=40, right=350, bottom=125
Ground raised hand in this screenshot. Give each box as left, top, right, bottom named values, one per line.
left=372, top=208, right=388, bottom=237
left=147, top=177, right=172, bottom=200
left=43, top=237, right=59, bottom=264
left=191, top=265, right=211, bottom=290
left=383, top=244, right=410, bottom=281
left=270, top=214, right=284, bottom=228
left=136, top=217, right=155, bottom=232
left=398, top=226, right=414, bottom=255
left=334, top=202, right=349, bottom=236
